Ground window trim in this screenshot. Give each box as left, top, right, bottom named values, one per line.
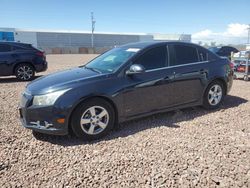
left=145, top=60, right=209, bottom=73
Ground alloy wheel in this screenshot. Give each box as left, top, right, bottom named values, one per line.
left=17, top=65, right=33, bottom=80
left=208, top=84, right=223, bottom=106
left=80, top=106, right=109, bottom=135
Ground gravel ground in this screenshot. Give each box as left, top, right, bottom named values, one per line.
left=0, top=54, right=250, bottom=187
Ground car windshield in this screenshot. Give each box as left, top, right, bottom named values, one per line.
left=84, top=47, right=140, bottom=73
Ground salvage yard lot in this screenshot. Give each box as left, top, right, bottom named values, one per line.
left=0, top=54, right=250, bottom=187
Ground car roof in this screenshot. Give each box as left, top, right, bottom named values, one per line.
left=0, top=41, right=32, bottom=46
left=120, top=41, right=198, bottom=49
left=221, top=46, right=236, bottom=49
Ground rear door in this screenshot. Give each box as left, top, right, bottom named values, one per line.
left=166, top=44, right=208, bottom=105
left=0, top=44, right=14, bottom=76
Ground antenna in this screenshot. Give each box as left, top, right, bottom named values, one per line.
left=91, top=12, right=96, bottom=48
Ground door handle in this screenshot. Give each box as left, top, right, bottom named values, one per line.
left=163, top=75, right=175, bottom=81
left=164, top=76, right=170, bottom=80
left=156, top=75, right=173, bottom=85
left=200, top=69, right=207, bottom=74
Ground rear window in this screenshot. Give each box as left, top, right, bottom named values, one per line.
left=209, top=47, right=220, bottom=53
left=12, top=45, right=25, bottom=50
left=19, top=43, right=33, bottom=49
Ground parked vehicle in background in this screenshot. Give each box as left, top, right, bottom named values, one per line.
left=232, top=51, right=250, bottom=81
left=209, top=46, right=239, bottom=60
left=0, top=42, right=47, bottom=81
left=19, top=42, right=234, bottom=140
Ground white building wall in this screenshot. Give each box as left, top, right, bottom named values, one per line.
left=246, top=44, right=250, bottom=50
left=152, top=33, right=191, bottom=42
left=14, top=31, right=38, bottom=47
left=139, top=35, right=154, bottom=42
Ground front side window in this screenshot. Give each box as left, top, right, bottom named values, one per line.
left=85, top=47, right=139, bottom=73
left=0, top=44, right=11, bottom=52
left=169, top=44, right=198, bottom=66
left=133, top=46, right=167, bottom=70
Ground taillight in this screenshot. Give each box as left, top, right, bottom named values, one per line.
left=36, top=51, right=44, bottom=57
left=36, top=51, right=46, bottom=60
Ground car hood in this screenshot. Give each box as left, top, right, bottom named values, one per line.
left=26, top=67, right=107, bottom=95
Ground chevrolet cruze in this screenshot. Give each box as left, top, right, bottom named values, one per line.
left=19, top=42, right=233, bottom=140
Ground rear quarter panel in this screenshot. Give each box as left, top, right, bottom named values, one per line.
left=11, top=50, right=44, bottom=72
left=206, top=58, right=233, bottom=94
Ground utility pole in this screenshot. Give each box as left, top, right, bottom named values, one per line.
left=247, top=24, right=250, bottom=44
left=91, top=12, right=96, bottom=48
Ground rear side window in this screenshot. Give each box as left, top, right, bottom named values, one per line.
left=12, top=45, right=24, bottom=51
left=169, top=44, right=198, bottom=66
left=198, top=48, right=209, bottom=61
left=198, top=47, right=218, bottom=61
left=133, top=46, right=167, bottom=70
left=0, top=44, right=11, bottom=52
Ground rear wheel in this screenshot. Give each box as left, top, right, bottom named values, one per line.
left=203, top=80, right=225, bottom=109
left=15, top=63, right=35, bottom=81
left=71, top=98, right=115, bottom=140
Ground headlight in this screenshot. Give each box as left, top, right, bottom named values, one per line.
left=32, top=89, right=70, bottom=106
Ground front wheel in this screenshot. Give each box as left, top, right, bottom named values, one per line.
left=15, top=64, right=35, bottom=81
left=71, top=98, right=115, bottom=140
left=203, top=81, right=225, bottom=109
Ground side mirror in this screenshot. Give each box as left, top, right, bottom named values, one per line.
left=126, top=64, right=145, bottom=75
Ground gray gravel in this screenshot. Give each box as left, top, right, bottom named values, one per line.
left=0, top=54, right=250, bottom=187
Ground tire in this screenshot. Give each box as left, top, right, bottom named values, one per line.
left=203, top=80, right=225, bottom=109
left=15, top=63, right=35, bottom=81
left=71, top=98, right=115, bottom=140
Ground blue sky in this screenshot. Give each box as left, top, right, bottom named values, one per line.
left=1, top=0, right=249, bottom=43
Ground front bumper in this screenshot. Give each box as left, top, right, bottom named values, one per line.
left=19, top=94, right=68, bottom=135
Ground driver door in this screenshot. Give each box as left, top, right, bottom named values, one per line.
left=122, top=45, right=174, bottom=117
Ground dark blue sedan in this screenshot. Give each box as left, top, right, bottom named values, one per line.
left=19, top=42, right=233, bottom=140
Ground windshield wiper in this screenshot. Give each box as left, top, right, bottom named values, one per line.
left=84, top=66, right=102, bottom=74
